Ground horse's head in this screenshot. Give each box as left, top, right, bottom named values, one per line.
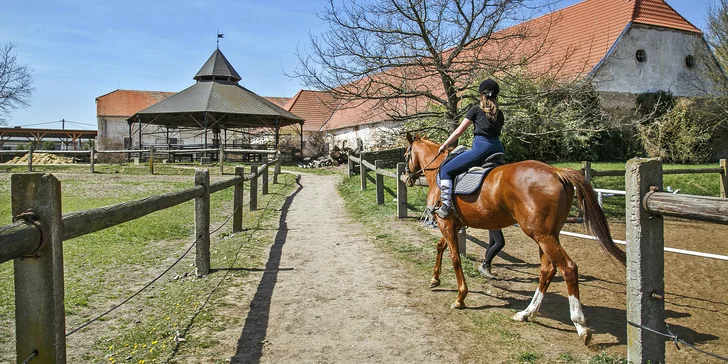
left=404, top=132, right=440, bottom=187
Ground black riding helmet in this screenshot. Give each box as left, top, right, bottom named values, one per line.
left=478, top=79, right=499, bottom=98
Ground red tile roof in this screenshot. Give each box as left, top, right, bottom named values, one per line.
left=321, top=0, right=702, bottom=131
left=632, top=0, right=701, bottom=32
left=96, top=90, right=176, bottom=117
left=282, top=90, right=338, bottom=131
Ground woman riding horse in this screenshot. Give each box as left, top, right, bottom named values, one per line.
left=404, top=130, right=626, bottom=345
left=436, top=79, right=506, bottom=279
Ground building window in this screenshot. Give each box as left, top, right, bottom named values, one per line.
left=636, top=49, right=647, bottom=63
left=685, top=55, right=696, bottom=68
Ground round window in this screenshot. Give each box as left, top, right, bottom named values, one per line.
left=686, top=55, right=695, bottom=68
left=636, top=49, right=647, bottom=63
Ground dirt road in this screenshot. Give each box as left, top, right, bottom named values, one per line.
left=231, top=173, right=461, bottom=363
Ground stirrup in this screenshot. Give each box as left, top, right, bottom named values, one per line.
left=434, top=205, right=451, bottom=219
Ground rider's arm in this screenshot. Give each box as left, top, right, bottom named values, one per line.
left=438, top=118, right=473, bottom=154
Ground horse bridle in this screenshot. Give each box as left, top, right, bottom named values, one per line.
left=404, top=143, right=442, bottom=185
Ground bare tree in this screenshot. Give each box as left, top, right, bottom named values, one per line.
left=0, top=41, right=34, bottom=125
left=294, top=0, right=558, bottom=133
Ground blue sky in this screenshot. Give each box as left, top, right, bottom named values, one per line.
left=0, top=0, right=712, bottom=128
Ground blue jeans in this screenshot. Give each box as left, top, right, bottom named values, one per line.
left=439, top=135, right=504, bottom=181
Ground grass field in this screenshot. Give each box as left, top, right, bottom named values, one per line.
left=0, top=169, right=298, bottom=363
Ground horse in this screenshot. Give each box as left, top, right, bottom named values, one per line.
left=403, top=133, right=625, bottom=345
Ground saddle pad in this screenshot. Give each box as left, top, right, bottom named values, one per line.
left=453, top=170, right=488, bottom=195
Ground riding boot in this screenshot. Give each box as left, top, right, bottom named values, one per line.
left=435, top=179, right=453, bottom=219
left=478, top=263, right=496, bottom=279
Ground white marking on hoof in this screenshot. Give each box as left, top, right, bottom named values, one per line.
left=513, top=289, right=543, bottom=321
left=569, top=295, right=590, bottom=344
left=450, top=301, right=465, bottom=309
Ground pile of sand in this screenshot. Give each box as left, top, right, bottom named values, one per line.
left=4, top=153, right=75, bottom=165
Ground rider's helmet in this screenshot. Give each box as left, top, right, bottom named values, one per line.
left=478, top=79, right=500, bottom=98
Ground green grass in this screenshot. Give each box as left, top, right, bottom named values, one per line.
left=0, top=170, right=298, bottom=362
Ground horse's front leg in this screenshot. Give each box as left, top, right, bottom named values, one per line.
left=437, top=218, right=468, bottom=309
left=430, top=237, right=447, bottom=288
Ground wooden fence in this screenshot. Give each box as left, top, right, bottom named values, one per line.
left=348, top=153, right=469, bottom=254
left=0, top=156, right=281, bottom=363
left=625, top=158, right=728, bottom=363
left=0, top=147, right=281, bottom=176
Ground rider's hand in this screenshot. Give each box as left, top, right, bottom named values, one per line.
left=438, top=145, right=447, bottom=155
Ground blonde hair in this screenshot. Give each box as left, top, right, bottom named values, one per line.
left=480, top=94, right=498, bottom=121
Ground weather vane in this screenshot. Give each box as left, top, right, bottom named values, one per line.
left=217, top=30, right=224, bottom=49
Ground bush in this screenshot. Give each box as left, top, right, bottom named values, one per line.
left=639, top=97, right=725, bottom=163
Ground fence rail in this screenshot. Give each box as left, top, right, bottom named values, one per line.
left=0, top=157, right=280, bottom=363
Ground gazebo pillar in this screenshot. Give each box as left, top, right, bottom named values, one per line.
left=204, top=112, right=208, bottom=152
left=127, top=121, right=133, bottom=163
left=137, top=116, right=142, bottom=152
left=275, top=118, right=280, bottom=149
left=300, top=122, right=304, bottom=155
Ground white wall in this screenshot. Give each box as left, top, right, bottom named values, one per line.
left=328, top=120, right=404, bottom=151
left=592, top=25, right=722, bottom=96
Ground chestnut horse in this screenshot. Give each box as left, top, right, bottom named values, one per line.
left=404, top=134, right=625, bottom=345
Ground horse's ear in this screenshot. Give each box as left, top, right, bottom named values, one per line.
left=406, top=132, right=414, bottom=143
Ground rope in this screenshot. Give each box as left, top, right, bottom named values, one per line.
left=65, top=237, right=199, bottom=337
left=627, top=321, right=728, bottom=361
left=66, top=201, right=242, bottom=337
left=20, top=350, right=38, bottom=364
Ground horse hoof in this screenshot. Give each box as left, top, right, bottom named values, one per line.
left=450, top=301, right=465, bottom=309
left=512, top=311, right=538, bottom=322
left=429, top=279, right=440, bottom=289
left=580, top=329, right=592, bottom=346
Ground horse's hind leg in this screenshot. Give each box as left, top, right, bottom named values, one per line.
left=430, top=237, right=447, bottom=288
left=513, top=248, right=556, bottom=321
left=521, top=236, right=591, bottom=345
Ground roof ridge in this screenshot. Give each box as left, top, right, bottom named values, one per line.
left=95, top=89, right=176, bottom=100
left=283, top=90, right=305, bottom=111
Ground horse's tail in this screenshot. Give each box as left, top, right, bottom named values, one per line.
left=555, top=168, right=627, bottom=267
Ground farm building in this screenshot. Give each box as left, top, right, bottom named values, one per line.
left=301, top=0, right=725, bottom=153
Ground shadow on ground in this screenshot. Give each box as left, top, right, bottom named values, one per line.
left=230, top=176, right=303, bottom=364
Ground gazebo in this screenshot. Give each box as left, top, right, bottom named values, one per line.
left=128, top=49, right=304, bottom=152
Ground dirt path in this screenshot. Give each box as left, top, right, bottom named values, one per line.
left=231, top=173, right=461, bottom=363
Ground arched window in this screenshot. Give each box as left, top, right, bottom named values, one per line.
left=685, top=55, right=696, bottom=68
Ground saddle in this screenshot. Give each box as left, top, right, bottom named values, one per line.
left=436, top=146, right=505, bottom=195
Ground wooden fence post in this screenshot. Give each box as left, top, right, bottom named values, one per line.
left=625, top=158, right=664, bottom=364
left=397, top=162, right=408, bottom=218
left=273, top=153, right=281, bottom=184
left=90, top=148, right=95, bottom=174
left=720, top=159, right=727, bottom=198
left=233, top=166, right=245, bottom=233
left=262, top=154, right=269, bottom=195
left=348, top=156, right=354, bottom=178
left=581, top=161, right=592, bottom=185
left=27, top=146, right=33, bottom=172
left=375, top=160, right=384, bottom=205
left=195, top=169, right=210, bottom=276
left=11, top=173, right=66, bottom=363
left=149, top=147, right=155, bottom=175
left=219, top=146, right=225, bottom=175
left=360, top=152, right=367, bottom=191
left=250, top=165, right=258, bottom=211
